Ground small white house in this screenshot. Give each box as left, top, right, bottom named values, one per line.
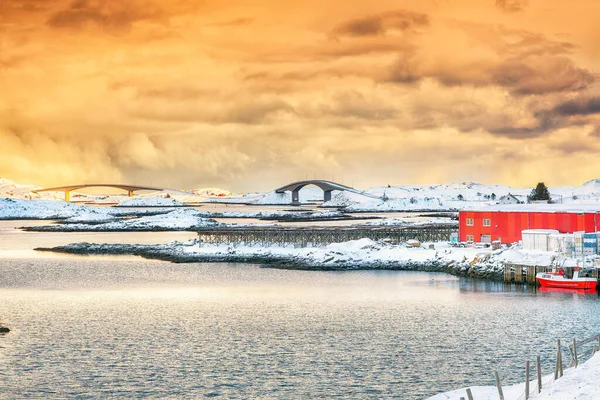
left=497, top=193, right=522, bottom=205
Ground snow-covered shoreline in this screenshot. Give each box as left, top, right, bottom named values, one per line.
left=37, top=238, right=569, bottom=283
left=428, top=351, right=600, bottom=400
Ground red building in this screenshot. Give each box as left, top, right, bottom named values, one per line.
left=459, top=205, right=600, bottom=244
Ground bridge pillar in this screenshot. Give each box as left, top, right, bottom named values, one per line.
left=292, top=188, right=300, bottom=205
left=324, top=190, right=332, bottom=202
left=65, top=191, right=71, bottom=202
left=128, top=190, right=134, bottom=197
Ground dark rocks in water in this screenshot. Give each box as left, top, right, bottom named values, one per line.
left=0, top=326, right=9, bottom=333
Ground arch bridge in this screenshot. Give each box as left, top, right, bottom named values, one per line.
left=274, top=180, right=382, bottom=204
left=33, top=184, right=168, bottom=202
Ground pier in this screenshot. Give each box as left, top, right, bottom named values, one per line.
left=503, top=264, right=600, bottom=286
left=197, top=225, right=456, bottom=247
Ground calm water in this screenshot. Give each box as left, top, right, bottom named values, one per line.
left=1, top=224, right=600, bottom=399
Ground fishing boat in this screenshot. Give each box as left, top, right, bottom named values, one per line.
left=536, top=266, right=597, bottom=290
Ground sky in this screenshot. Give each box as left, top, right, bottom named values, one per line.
left=1, top=0, right=600, bottom=192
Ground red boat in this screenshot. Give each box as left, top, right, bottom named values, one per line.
left=536, top=267, right=598, bottom=291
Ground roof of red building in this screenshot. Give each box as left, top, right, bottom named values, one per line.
left=461, top=204, right=600, bottom=213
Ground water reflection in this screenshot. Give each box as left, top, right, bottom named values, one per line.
left=1, top=257, right=599, bottom=400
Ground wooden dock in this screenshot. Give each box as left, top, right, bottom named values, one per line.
left=504, top=264, right=600, bottom=286
left=197, top=225, right=457, bottom=247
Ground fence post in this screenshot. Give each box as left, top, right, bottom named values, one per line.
left=466, top=388, right=474, bottom=400
left=525, top=360, right=530, bottom=400
left=555, top=339, right=563, bottom=379
left=559, top=342, right=563, bottom=377
left=494, top=371, right=505, bottom=400
left=537, top=355, right=542, bottom=393
left=573, top=338, right=578, bottom=368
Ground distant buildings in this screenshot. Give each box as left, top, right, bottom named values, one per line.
left=459, top=204, right=600, bottom=244
left=497, top=193, right=522, bottom=205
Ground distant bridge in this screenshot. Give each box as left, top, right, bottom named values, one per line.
left=33, top=184, right=169, bottom=202
left=274, top=180, right=383, bottom=204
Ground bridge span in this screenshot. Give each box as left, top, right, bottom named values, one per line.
left=34, top=184, right=168, bottom=202
left=274, top=180, right=383, bottom=204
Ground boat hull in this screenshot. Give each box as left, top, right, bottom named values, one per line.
left=536, top=273, right=597, bottom=290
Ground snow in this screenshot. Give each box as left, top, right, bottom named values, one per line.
left=428, top=353, right=600, bottom=400
left=116, top=197, right=186, bottom=207
left=529, top=352, right=600, bottom=400
left=357, top=217, right=457, bottom=226
left=3, top=177, right=600, bottom=211
left=40, top=236, right=570, bottom=274
left=323, top=181, right=600, bottom=211
left=29, top=208, right=220, bottom=231
left=0, top=198, right=89, bottom=219
left=0, top=178, right=63, bottom=200
left=191, top=187, right=232, bottom=197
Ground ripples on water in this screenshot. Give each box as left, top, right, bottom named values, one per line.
left=1, top=256, right=599, bottom=400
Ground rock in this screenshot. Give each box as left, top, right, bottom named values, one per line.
left=0, top=326, right=9, bottom=333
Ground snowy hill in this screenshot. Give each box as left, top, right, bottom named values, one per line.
left=2, top=178, right=600, bottom=211
left=329, top=180, right=600, bottom=211
left=206, top=180, right=600, bottom=211
left=0, top=178, right=63, bottom=200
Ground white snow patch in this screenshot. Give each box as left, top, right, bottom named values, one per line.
left=0, top=198, right=88, bottom=219
left=116, top=197, right=186, bottom=207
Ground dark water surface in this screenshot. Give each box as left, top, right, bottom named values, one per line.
left=1, top=223, right=599, bottom=399
left=1, top=258, right=600, bottom=399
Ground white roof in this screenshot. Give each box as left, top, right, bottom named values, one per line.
left=522, top=229, right=559, bottom=234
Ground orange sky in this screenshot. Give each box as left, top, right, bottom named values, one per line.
left=1, top=0, right=599, bottom=191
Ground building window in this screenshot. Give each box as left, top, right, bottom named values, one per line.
left=466, top=218, right=474, bottom=226
left=466, top=235, right=474, bottom=242
left=481, top=234, right=491, bottom=243
left=483, top=218, right=491, bottom=227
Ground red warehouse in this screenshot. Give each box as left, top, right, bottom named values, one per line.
left=459, top=205, right=600, bottom=244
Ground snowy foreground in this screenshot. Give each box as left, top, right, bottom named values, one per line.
left=429, top=352, right=600, bottom=400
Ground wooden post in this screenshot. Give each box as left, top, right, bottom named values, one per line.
left=466, top=388, right=474, bottom=400
left=573, top=338, right=578, bottom=368
left=555, top=339, right=562, bottom=379
left=525, top=360, right=530, bottom=400
left=504, top=264, right=511, bottom=283
left=537, top=356, right=542, bottom=393
left=559, top=341, right=563, bottom=377
left=494, top=371, right=505, bottom=400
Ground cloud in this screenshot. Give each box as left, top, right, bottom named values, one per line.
left=552, top=97, right=600, bottom=116
left=495, top=0, right=528, bottom=13
left=332, top=10, right=429, bottom=37
left=384, top=24, right=594, bottom=96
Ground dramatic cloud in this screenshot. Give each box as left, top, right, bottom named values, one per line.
left=2, top=0, right=600, bottom=190
left=552, top=97, right=600, bottom=116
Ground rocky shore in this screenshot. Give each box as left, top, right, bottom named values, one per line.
left=36, top=239, right=506, bottom=281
